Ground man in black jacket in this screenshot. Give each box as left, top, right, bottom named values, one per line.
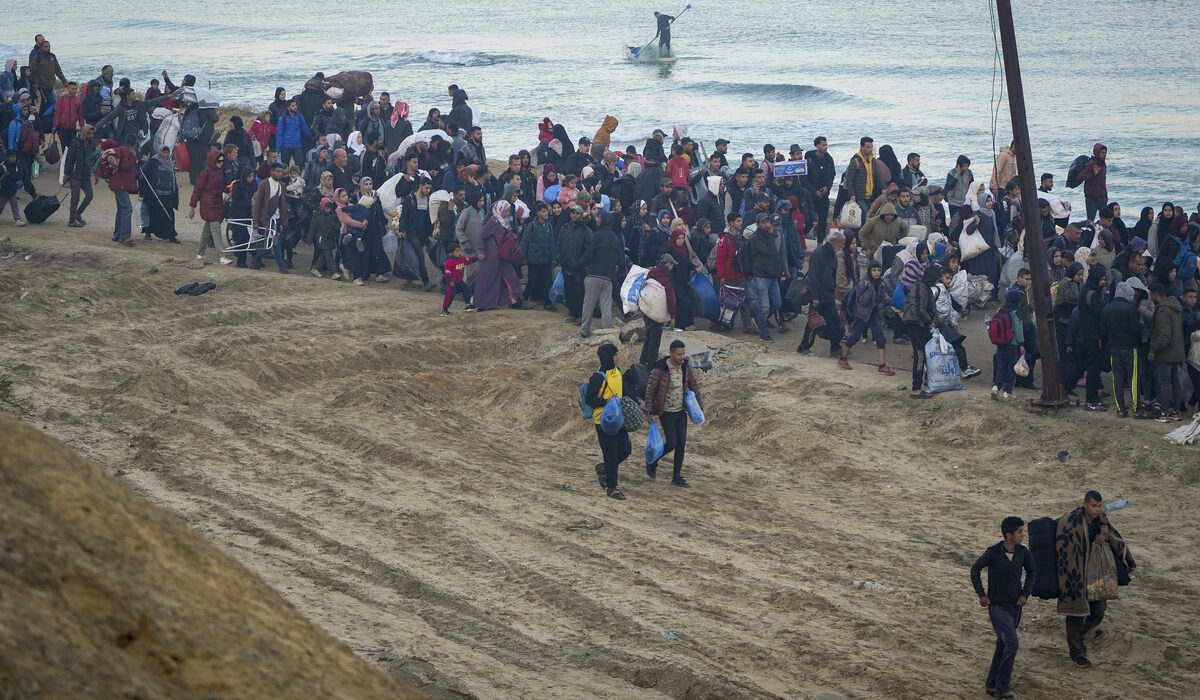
left=806, top=230, right=846, bottom=363
left=747, top=214, right=785, bottom=342
left=557, top=205, right=592, bottom=323
left=63, top=125, right=95, bottom=227
left=804, top=137, right=835, bottom=244
left=970, top=516, right=1034, bottom=700
left=1101, top=281, right=1144, bottom=417
left=579, top=212, right=623, bottom=337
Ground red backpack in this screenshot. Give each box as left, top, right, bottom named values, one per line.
left=18, top=121, right=41, bottom=155
left=988, top=307, right=1015, bottom=345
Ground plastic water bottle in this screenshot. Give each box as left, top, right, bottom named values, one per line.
left=1104, top=499, right=1129, bottom=512
left=983, top=313, right=992, bottom=332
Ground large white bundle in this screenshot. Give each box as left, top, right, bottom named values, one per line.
left=638, top=278, right=670, bottom=323
left=620, top=264, right=649, bottom=314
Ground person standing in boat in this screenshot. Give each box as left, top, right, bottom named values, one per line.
left=653, top=11, right=675, bottom=58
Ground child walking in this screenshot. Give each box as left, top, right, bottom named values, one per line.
left=1, top=151, right=26, bottom=226
left=990, top=288, right=1026, bottom=400
left=441, top=243, right=476, bottom=315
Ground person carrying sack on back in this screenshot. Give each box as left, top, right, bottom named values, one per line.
left=644, top=339, right=703, bottom=488
left=970, top=516, right=1033, bottom=700
left=583, top=343, right=631, bottom=501
left=1055, top=490, right=1136, bottom=668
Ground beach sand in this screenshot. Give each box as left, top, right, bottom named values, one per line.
left=1, top=168, right=1197, bottom=698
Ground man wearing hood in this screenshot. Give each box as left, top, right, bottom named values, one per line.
left=695, top=175, right=728, bottom=235
left=858, top=201, right=907, bottom=259
left=1101, top=281, right=1143, bottom=417
left=1080, top=143, right=1108, bottom=223
left=635, top=130, right=668, bottom=201
left=578, top=211, right=623, bottom=338
left=989, top=141, right=1017, bottom=196
left=583, top=342, right=632, bottom=501
left=447, top=86, right=472, bottom=135
left=190, top=150, right=230, bottom=264
left=592, top=115, right=618, bottom=151
left=1148, top=282, right=1186, bottom=420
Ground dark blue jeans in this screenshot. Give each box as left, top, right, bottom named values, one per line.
left=113, top=191, right=132, bottom=241
left=992, top=344, right=1016, bottom=392
left=987, top=604, right=1021, bottom=695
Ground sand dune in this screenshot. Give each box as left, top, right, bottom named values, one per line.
left=1, top=173, right=1197, bottom=698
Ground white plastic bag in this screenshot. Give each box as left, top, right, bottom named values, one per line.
left=1014, top=355, right=1030, bottom=377
left=959, top=226, right=990, bottom=262
left=840, top=200, right=862, bottom=229
left=620, top=264, right=650, bottom=314
left=382, top=231, right=399, bottom=255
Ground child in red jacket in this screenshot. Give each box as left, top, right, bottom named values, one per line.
left=441, top=243, right=477, bottom=315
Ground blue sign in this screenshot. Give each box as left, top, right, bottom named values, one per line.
left=773, top=160, right=808, bottom=177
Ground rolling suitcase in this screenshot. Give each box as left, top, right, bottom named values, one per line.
left=23, top=193, right=64, bottom=224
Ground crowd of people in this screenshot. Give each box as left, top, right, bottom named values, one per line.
left=3, top=37, right=1198, bottom=418
left=3, top=33, right=1187, bottom=692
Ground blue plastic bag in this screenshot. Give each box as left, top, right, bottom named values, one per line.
left=891, top=282, right=907, bottom=310
left=549, top=268, right=565, bottom=303
left=924, top=329, right=965, bottom=394
left=599, top=396, right=624, bottom=436
left=645, top=418, right=665, bottom=465
left=683, top=389, right=705, bottom=425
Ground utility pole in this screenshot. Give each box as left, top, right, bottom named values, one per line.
left=995, top=0, right=1068, bottom=406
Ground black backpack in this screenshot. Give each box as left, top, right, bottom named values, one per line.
left=1065, top=155, right=1090, bottom=189
left=734, top=234, right=754, bottom=276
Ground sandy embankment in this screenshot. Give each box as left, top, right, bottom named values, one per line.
left=0, top=165, right=1197, bottom=698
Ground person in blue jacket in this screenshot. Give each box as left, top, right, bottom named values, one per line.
left=274, top=99, right=312, bottom=170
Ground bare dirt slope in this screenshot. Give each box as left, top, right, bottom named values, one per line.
left=0, top=178, right=1197, bottom=698
left=0, top=412, right=418, bottom=699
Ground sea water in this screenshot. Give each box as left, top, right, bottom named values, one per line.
left=4, top=0, right=1196, bottom=208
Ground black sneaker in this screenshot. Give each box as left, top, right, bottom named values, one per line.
left=645, top=465, right=657, bottom=480
left=440, top=309, right=450, bottom=317
left=671, top=476, right=689, bottom=487
left=1085, top=402, right=1108, bottom=412
left=1073, top=656, right=1092, bottom=668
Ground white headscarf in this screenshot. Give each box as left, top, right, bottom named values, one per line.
left=346, top=130, right=365, bottom=157
left=492, top=200, right=512, bottom=230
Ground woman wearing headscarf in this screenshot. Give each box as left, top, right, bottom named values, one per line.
left=537, top=163, right=558, bottom=204
left=333, top=187, right=369, bottom=284
left=835, top=232, right=860, bottom=320
left=1094, top=230, right=1117, bottom=273
left=640, top=209, right=673, bottom=268
left=357, top=177, right=392, bottom=282
left=1130, top=206, right=1155, bottom=249
left=267, top=87, right=289, bottom=146
left=224, top=116, right=254, bottom=170
left=899, top=241, right=930, bottom=292
left=1073, top=246, right=1092, bottom=275
left=314, top=170, right=335, bottom=200
left=1147, top=202, right=1177, bottom=258
left=877, top=145, right=902, bottom=190
left=139, top=146, right=180, bottom=242
left=472, top=201, right=524, bottom=310
left=964, top=190, right=1001, bottom=301
left=666, top=219, right=703, bottom=330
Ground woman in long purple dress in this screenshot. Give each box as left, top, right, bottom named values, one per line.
left=472, top=201, right=523, bottom=310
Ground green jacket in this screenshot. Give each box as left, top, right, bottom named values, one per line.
left=308, top=210, right=339, bottom=251
left=1150, top=296, right=1185, bottom=363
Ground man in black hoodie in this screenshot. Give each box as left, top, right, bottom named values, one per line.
left=579, top=212, right=623, bottom=337
left=970, top=516, right=1033, bottom=700
left=447, top=86, right=473, bottom=135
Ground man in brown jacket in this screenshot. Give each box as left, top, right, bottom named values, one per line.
left=29, top=38, right=68, bottom=113
left=644, top=339, right=704, bottom=487
left=251, top=161, right=289, bottom=273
